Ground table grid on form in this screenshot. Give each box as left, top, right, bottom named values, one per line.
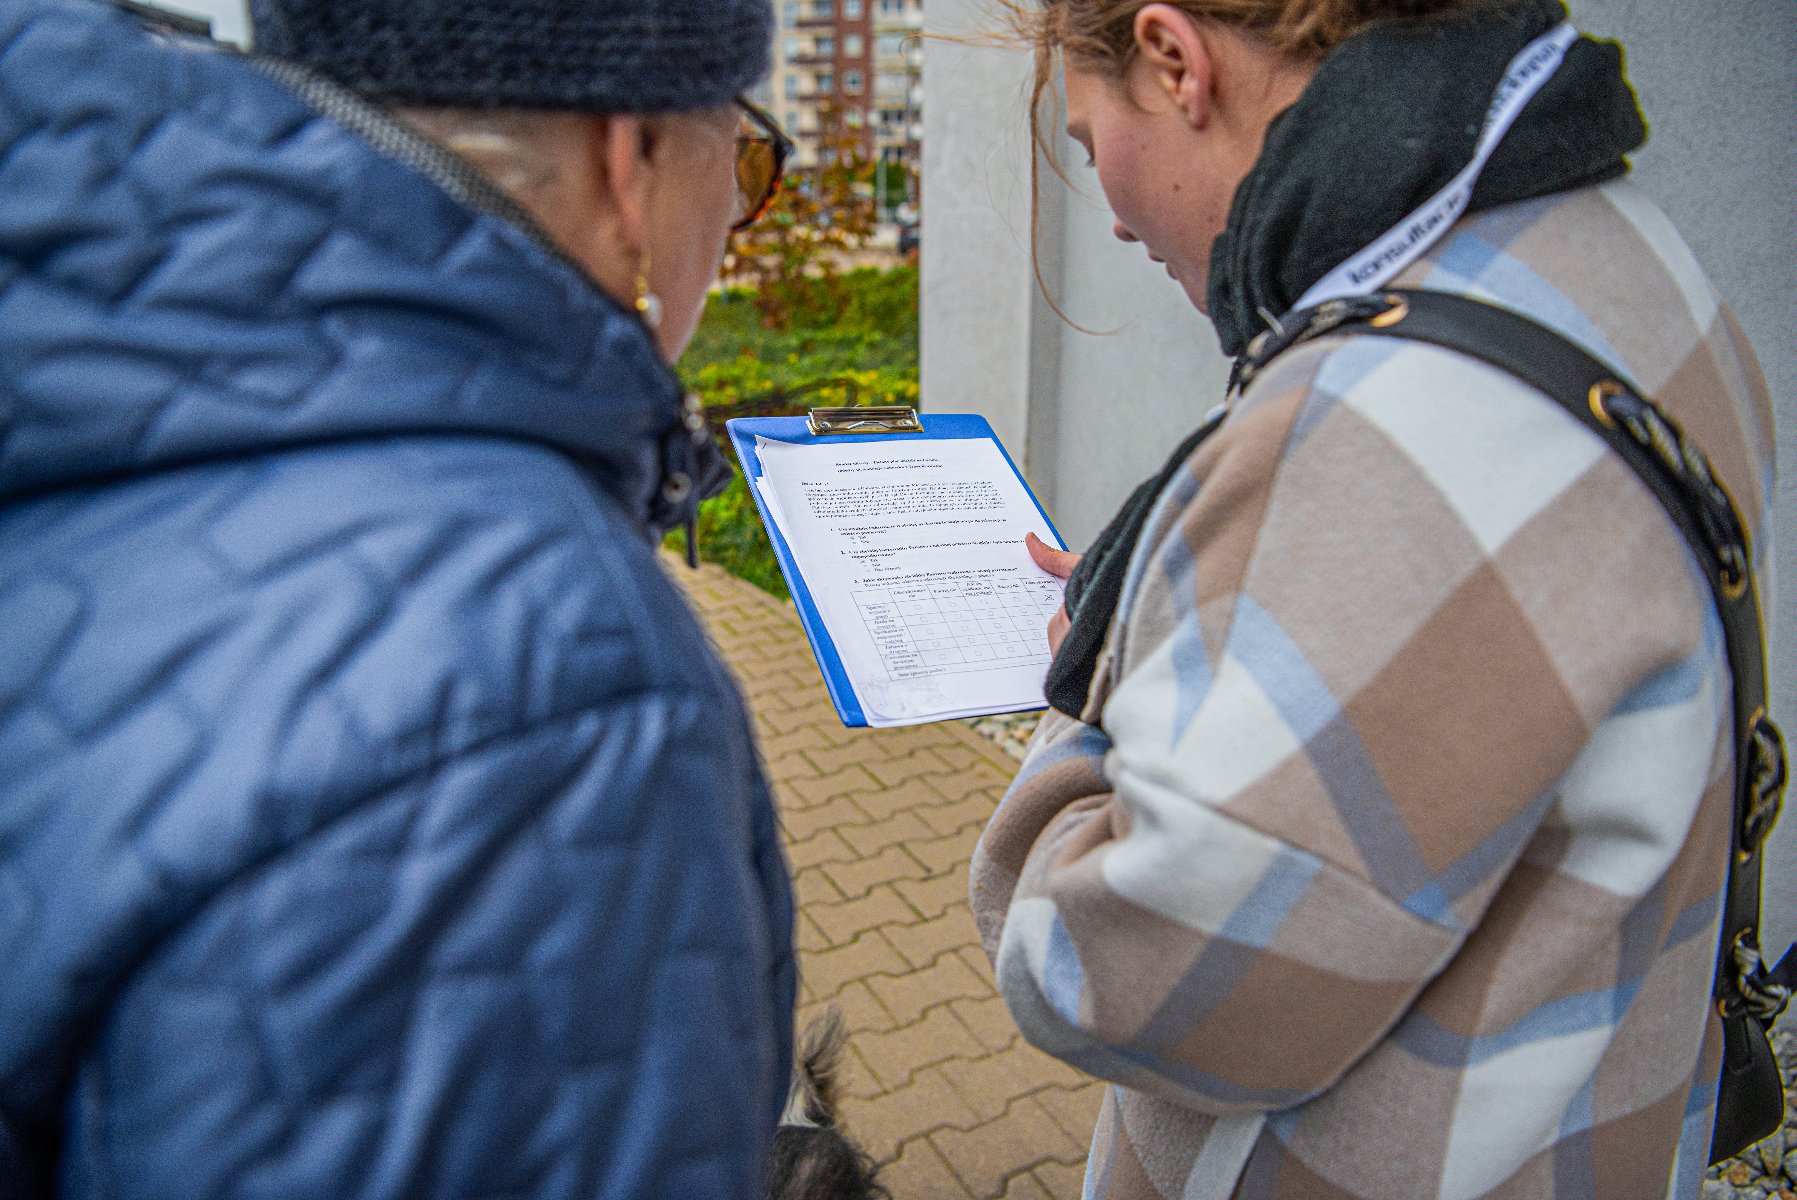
left=852, top=578, right=1062, bottom=681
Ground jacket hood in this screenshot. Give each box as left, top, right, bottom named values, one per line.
left=0, top=0, right=709, bottom=531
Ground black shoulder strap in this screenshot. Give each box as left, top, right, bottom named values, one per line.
left=1238, top=288, right=1791, bottom=1164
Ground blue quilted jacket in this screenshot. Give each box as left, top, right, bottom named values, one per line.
left=0, top=2, right=795, bottom=1197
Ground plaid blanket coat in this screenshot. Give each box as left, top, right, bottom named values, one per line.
left=969, top=182, right=1777, bottom=1200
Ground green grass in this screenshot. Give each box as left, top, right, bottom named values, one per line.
left=669, top=266, right=919, bottom=598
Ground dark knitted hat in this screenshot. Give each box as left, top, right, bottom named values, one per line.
left=249, top=0, right=772, bottom=113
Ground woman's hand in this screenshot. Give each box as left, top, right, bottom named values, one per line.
left=1026, top=532, right=1081, bottom=655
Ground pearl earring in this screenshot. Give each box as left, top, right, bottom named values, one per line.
left=634, top=246, right=662, bottom=330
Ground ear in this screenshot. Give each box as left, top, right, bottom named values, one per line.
left=590, top=113, right=656, bottom=259
left=1131, top=3, right=1215, bottom=128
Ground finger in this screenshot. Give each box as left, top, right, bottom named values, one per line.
left=1025, top=532, right=1082, bottom=580
left=1046, top=605, right=1071, bottom=656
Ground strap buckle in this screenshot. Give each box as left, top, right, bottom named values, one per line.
left=1724, top=931, right=1793, bottom=1024
left=1741, top=712, right=1788, bottom=860
left=1232, top=294, right=1400, bottom=395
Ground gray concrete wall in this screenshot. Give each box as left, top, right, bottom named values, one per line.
left=1566, top=0, right=1797, bottom=979
left=922, top=3, right=1797, bottom=962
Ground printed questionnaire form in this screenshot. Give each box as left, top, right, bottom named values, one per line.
left=753, top=435, right=1066, bottom=726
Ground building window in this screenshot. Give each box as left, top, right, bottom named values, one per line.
left=844, top=33, right=863, bottom=57
left=843, top=0, right=861, bottom=17
left=813, top=35, right=833, bottom=56
left=844, top=69, right=863, bottom=94
left=784, top=36, right=800, bottom=60
left=877, top=33, right=903, bottom=55
left=783, top=1, right=798, bottom=22
left=785, top=74, right=799, bottom=99
left=815, top=70, right=833, bottom=93
left=845, top=108, right=863, bottom=128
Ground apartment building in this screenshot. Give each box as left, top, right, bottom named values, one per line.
left=872, top=0, right=923, bottom=201
left=767, top=0, right=920, bottom=177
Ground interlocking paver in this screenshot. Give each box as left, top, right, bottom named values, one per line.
left=798, top=977, right=899, bottom=1037
left=838, top=809, right=937, bottom=857
left=757, top=699, right=834, bottom=734
left=667, top=557, right=1093, bottom=1199
left=763, top=750, right=824, bottom=782
left=883, top=903, right=980, bottom=969
left=802, top=930, right=910, bottom=999
left=917, top=790, right=1002, bottom=838
left=939, top=1040, right=1097, bottom=1124
left=865, top=947, right=992, bottom=1026
left=1002, top=1170, right=1055, bottom=1200
left=884, top=1136, right=976, bottom=1200
left=792, top=864, right=847, bottom=909
left=759, top=723, right=839, bottom=760
left=1031, top=1160, right=1090, bottom=1200
left=958, top=944, right=999, bottom=986
left=947, top=992, right=1021, bottom=1053
left=803, top=736, right=906, bottom=779
left=785, top=828, right=858, bottom=873
left=1033, top=1084, right=1106, bottom=1146
left=823, top=843, right=928, bottom=900
left=931, top=1097, right=1087, bottom=1200
left=931, top=742, right=1004, bottom=773
left=922, top=764, right=1010, bottom=803
left=895, top=869, right=977, bottom=921
left=784, top=763, right=886, bottom=810
left=810, top=884, right=920, bottom=947
left=910, top=824, right=987, bottom=876
left=864, top=747, right=960, bottom=788
left=794, top=910, right=829, bottom=955
left=777, top=793, right=873, bottom=842
left=844, top=775, right=951, bottom=823
left=856, top=1005, right=990, bottom=1092
left=841, top=1067, right=984, bottom=1163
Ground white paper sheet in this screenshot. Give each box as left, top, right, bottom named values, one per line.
left=754, top=435, right=1066, bottom=727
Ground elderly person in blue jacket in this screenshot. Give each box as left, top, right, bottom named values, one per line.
left=0, top=0, right=797, bottom=1195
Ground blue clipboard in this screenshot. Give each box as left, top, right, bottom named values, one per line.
left=725, top=413, right=1065, bottom=728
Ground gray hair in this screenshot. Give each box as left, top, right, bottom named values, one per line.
left=394, top=107, right=563, bottom=204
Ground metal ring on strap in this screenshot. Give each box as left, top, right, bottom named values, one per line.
left=1587, top=379, right=1625, bottom=428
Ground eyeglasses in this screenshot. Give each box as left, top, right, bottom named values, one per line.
left=732, top=97, right=792, bottom=231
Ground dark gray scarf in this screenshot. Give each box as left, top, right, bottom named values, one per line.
left=1044, top=1, right=1646, bottom=719
left=1208, top=0, right=1645, bottom=356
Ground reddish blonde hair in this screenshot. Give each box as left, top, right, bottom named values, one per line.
left=1005, top=0, right=1480, bottom=319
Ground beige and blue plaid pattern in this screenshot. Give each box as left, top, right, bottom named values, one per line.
left=970, top=181, right=1777, bottom=1200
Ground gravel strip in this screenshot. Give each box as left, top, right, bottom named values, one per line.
left=962, top=710, right=1043, bottom=763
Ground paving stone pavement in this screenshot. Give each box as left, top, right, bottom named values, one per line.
left=667, top=557, right=1104, bottom=1200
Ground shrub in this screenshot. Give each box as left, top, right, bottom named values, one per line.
left=671, top=266, right=919, bottom=597
left=728, top=107, right=878, bottom=330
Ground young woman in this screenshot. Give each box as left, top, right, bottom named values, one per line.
left=0, top=0, right=794, bottom=1195
left=969, top=2, right=1778, bottom=1196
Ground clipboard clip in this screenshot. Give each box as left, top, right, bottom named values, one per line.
left=807, top=406, right=924, bottom=435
